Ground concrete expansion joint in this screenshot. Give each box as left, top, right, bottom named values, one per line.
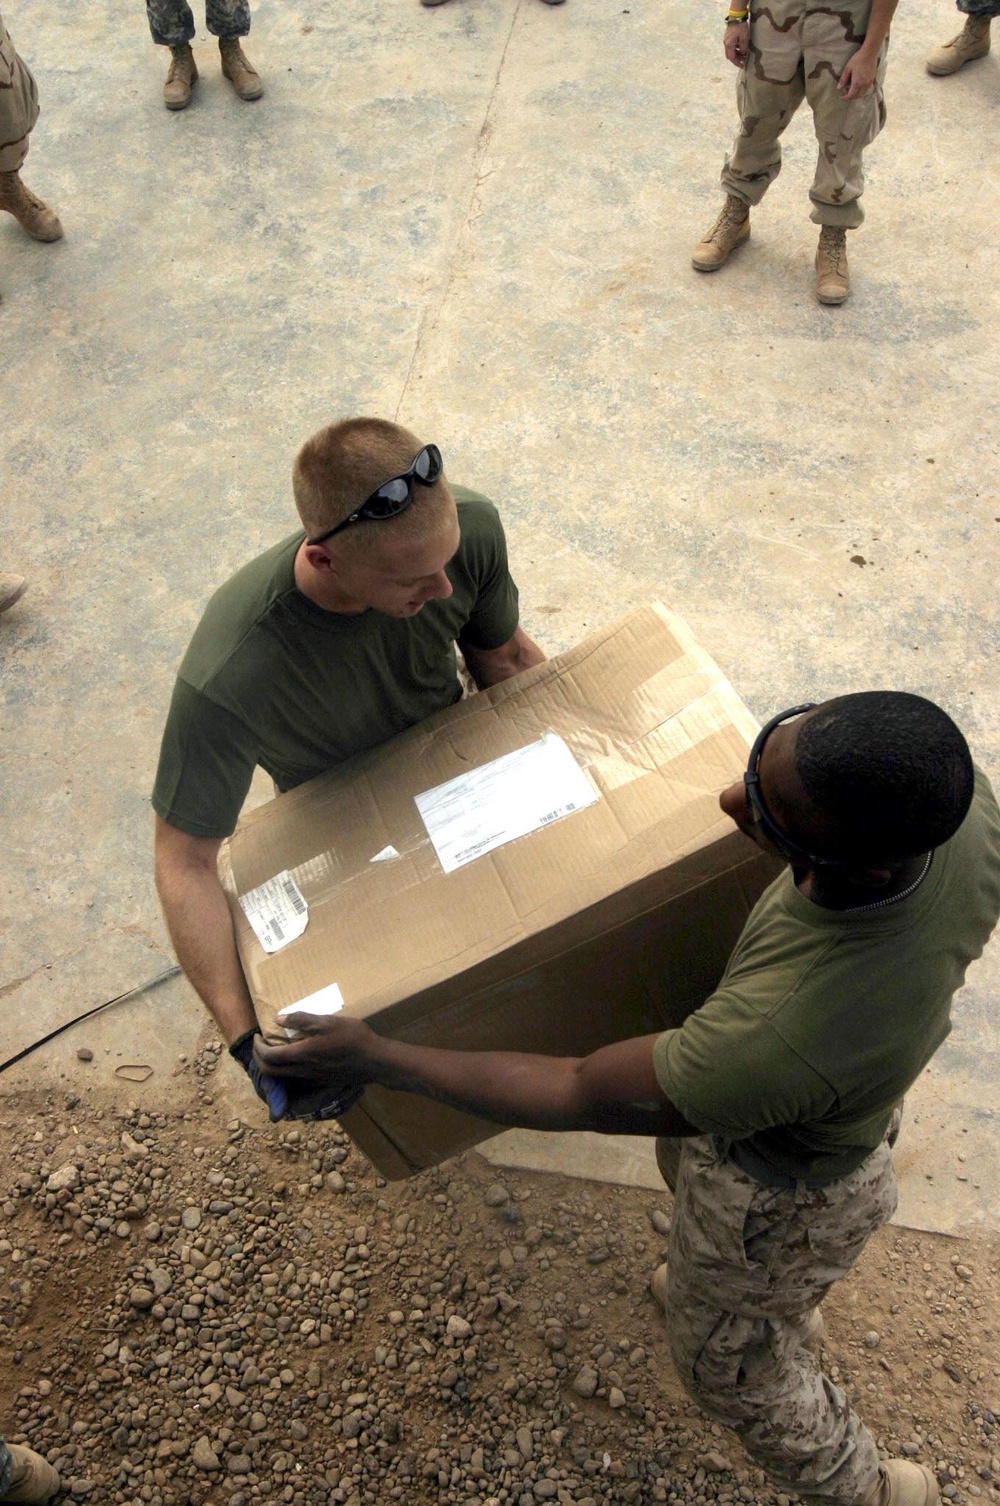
left=0, top=948, right=81, bottom=1003
left=0, top=926, right=172, bottom=1006
left=394, top=1, right=522, bottom=422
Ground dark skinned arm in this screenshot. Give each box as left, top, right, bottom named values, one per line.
left=254, top=1017, right=699, bottom=1137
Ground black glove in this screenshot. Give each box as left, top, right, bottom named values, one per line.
left=229, top=1029, right=289, bottom=1121
left=229, top=1030, right=364, bottom=1122
left=280, top=1078, right=365, bottom=1122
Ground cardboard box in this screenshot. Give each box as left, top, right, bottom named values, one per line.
left=219, top=605, right=780, bottom=1178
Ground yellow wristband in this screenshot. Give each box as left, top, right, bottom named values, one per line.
left=725, top=10, right=749, bottom=19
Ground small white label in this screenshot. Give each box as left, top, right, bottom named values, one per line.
left=415, top=732, right=598, bottom=875
left=238, top=870, right=308, bottom=954
left=276, top=982, right=345, bottom=1037
left=369, top=845, right=400, bottom=863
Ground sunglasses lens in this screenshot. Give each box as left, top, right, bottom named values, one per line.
left=414, top=445, right=442, bottom=484
left=365, top=478, right=411, bottom=517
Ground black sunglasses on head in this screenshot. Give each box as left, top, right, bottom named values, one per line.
left=744, top=703, right=848, bottom=869
left=306, top=444, right=444, bottom=546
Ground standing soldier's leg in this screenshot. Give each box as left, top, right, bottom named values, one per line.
left=803, top=0, right=886, bottom=302
left=660, top=1135, right=937, bottom=1505
left=0, top=1435, right=61, bottom=1501
left=147, top=0, right=199, bottom=110
left=693, top=0, right=807, bottom=271
left=0, top=17, right=62, bottom=243
left=146, top=0, right=197, bottom=46
left=926, top=0, right=996, bottom=74
left=209, top=0, right=263, bottom=101
left=722, top=0, right=808, bottom=211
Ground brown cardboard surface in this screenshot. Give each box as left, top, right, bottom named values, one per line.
left=219, top=605, right=780, bottom=1177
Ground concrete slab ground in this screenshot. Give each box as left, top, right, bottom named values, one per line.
left=2, top=0, right=997, bottom=1232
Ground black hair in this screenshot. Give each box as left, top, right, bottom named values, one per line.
left=794, top=691, right=975, bottom=860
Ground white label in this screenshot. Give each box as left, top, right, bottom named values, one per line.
left=369, top=845, right=400, bottom=863
left=276, top=982, right=345, bottom=1037
left=414, top=732, right=597, bottom=875
left=238, top=871, right=308, bottom=954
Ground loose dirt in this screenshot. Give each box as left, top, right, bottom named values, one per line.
left=0, top=1041, right=997, bottom=1506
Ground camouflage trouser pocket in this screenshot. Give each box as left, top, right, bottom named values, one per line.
left=803, top=1141, right=898, bottom=1277
left=834, top=80, right=884, bottom=155
left=741, top=1192, right=801, bottom=1281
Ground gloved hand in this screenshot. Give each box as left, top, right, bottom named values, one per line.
left=230, top=1030, right=364, bottom=1122
left=280, top=1078, right=364, bottom=1122
left=229, top=1029, right=289, bottom=1121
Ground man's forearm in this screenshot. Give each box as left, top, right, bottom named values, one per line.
left=155, top=849, right=258, bottom=1044
left=860, top=0, right=897, bottom=53
left=364, top=1035, right=696, bottom=1137
left=463, top=627, right=547, bottom=689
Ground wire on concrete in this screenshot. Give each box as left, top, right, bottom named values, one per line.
left=0, top=965, right=183, bottom=1075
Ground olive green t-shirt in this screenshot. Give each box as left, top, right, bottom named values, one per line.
left=152, top=490, right=519, bottom=839
left=654, top=768, right=1000, bottom=1181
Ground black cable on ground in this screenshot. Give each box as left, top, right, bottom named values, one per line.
left=0, top=964, right=183, bottom=1075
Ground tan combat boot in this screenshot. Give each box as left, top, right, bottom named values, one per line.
left=859, top=1460, right=940, bottom=1506
left=926, top=14, right=991, bottom=73
left=220, top=38, right=264, bottom=100
left=1, top=1443, right=61, bottom=1503
left=815, top=225, right=850, bottom=305
left=0, top=172, right=62, bottom=242
left=692, top=195, right=751, bottom=272
left=0, top=574, right=29, bottom=614
left=164, top=43, right=198, bottom=109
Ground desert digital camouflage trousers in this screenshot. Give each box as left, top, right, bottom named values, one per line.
left=655, top=1132, right=898, bottom=1504
left=721, top=0, right=888, bottom=227
left=146, top=0, right=250, bottom=48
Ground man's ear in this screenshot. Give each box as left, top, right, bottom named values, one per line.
left=303, top=542, right=335, bottom=574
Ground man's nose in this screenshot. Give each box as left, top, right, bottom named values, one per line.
left=429, top=570, right=453, bottom=601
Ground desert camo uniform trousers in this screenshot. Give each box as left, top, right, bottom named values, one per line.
left=146, top=0, right=250, bottom=48
left=656, top=1116, right=901, bottom=1505
left=0, top=7, right=39, bottom=174
left=721, top=0, right=889, bottom=226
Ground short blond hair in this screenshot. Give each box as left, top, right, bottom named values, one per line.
left=292, top=417, right=453, bottom=549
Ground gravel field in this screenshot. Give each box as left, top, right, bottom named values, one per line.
left=0, top=1040, right=998, bottom=1506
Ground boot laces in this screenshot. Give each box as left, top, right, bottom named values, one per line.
left=710, top=200, right=747, bottom=242
left=0, top=173, right=44, bottom=213
left=819, top=228, right=847, bottom=277
left=222, top=41, right=255, bottom=75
